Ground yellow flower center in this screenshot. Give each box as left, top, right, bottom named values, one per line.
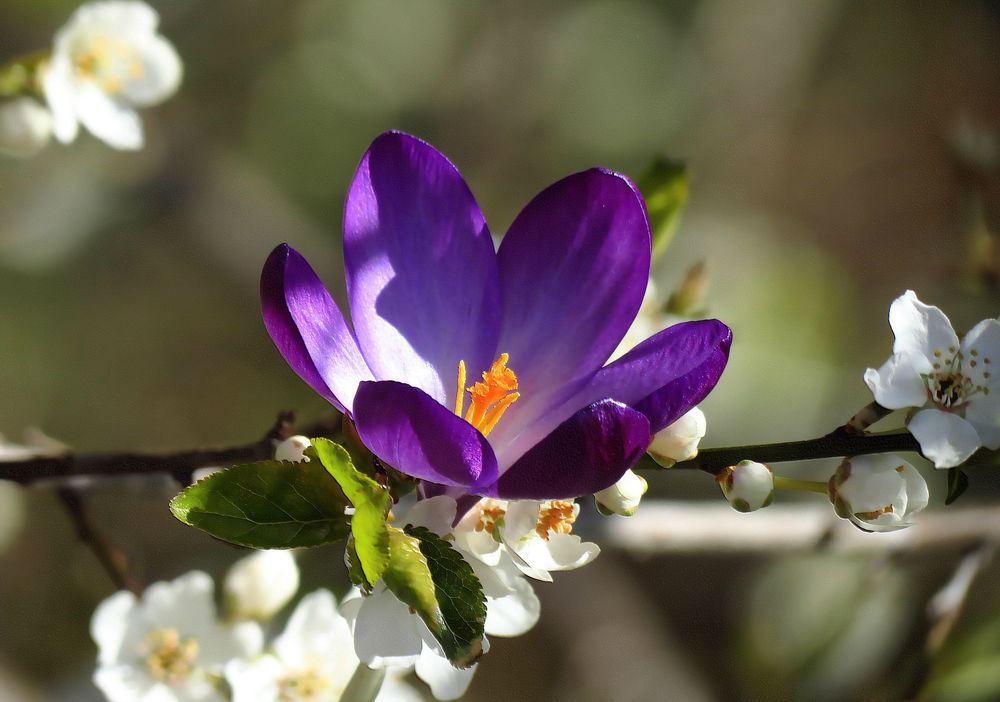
left=277, top=669, right=333, bottom=702
left=455, top=354, right=520, bottom=436
left=474, top=498, right=507, bottom=534
left=73, top=34, right=143, bottom=93
left=140, top=628, right=199, bottom=684
left=535, top=500, right=576, bottom=540
left=926, top=345, right=991, bottom=410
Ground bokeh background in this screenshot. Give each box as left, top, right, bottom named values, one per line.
left=1, top=0, right=999, bottom=700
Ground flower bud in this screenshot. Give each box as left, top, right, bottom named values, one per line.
left=827, top=454, right=928, bottom=532
left=648, top=406, right=706, bottom=465
left=0, top=98, right=52, bottom=158
left=594, top=469, right=648, bottom=516
left=718, top=460, right=774, bottom=512
left=224, top=549, right=300, bottom=621
left=275, top=435, right=311, bottom=462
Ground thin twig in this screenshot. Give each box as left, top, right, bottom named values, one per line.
left=0, top=411, right=302, bottom=485
left=57, top=486, right=139, bottom=594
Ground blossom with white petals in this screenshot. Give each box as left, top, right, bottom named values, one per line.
left=827, top=454, right=929, bottom=532
left=274, top=435, right=311, bottom=462
left=43, top=0, right=181, bottom=150
left=865, top=290, right=1000, bottom=468
left=594, top=468, right=648, bottom=516
left=718, top=460, right=774, bottom=513
left=223, top=549, right=300, bottom=622
left=0, top=98, right=53, bottom=157
left=91, top=571, right=262, bottom=702
left=648, top=406, right=707, bottom=464
left=226, top=589, right=420, bottom=702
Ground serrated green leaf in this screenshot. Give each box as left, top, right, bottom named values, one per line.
left=946, top=468, right=969, bottom=505
left=169, top=460, right=351, bottom=549
left=636, top=156, right=688, bottom=259
left=382, top=525, right=486, bottom=668
left=344, top=536, right=371, bottom=592
left=311, top=438, right=390, bottom=586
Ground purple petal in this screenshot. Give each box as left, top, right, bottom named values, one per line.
left=581, top=319, right=732, bottom=433
left=489, top=169, right=650, bottom=448
left=343, top=132, right=500, bottom=405
left=352, top=380, right=499, bottom=489
left=478, top=400, right=651, bottom=500
left=261, top=244, right=373, bottom=413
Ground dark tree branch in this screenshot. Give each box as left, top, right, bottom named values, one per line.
left=0, top=411, right=312, bottom=485
left=57, top=486, right=139, bottom=594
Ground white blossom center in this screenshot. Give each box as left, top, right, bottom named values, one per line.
left=140, top=628, right=200, bottom=684
left=925, top=345, right=991, bottom=411
left=72, top=33, right=142, bottom=93
left=277, top=668, right=333, bottom=702
left=534, top=501, right=576, bottom=541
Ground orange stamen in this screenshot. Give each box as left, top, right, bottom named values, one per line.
left=535, top=500, right=576, bottom=540
left=455, top=353, right=519, bottom=436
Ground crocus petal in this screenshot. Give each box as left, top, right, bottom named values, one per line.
left=889, top=290, right=960, bottom=359
left=480, top=400, right=650, bottom=500
left=863, top=352, right=932, bottom=410
left=261, top=244, right=373, bottom=413
left=908, top=408, right=981, bottom=468
left=343, top=132, right=500, bottom=405
left=352, top=381, right=499, bottom=489
left=490, top=169, right=650, bottom=444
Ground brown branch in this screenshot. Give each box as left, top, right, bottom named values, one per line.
left=0, top=411, right=304, bottom=485
left=57, top=486, right=139, bottom=594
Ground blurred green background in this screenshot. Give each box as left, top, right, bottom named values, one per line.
left=1, top=0, right=999, bottom=700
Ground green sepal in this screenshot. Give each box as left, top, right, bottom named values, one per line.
left=311, top=438, right=390, bottom=586
left=382, top=525, right=486, bottom=668
left=344, top=536, right=371, bottom=593
left=636, top=156, right=688, bottom=260
left=168, top=460, right=350, bottom=549
left=945, top=468, right=969, bottom=505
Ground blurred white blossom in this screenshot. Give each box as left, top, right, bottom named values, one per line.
left=648, top=406, right=707, bottom=464
left=827, top=454, right=929, bottom=532
left=594, top=468, right=648, bottom=516
left=0, top=98, right=53, bottom=157
left=274, top=435, right=311, bottom=462
left=223, top=550, right=300, bottom=622
left=91, top=571, right=262, bottom=702
left=43, top=0, right=181, bottom=150
left=718, top=460, right=774, bottom=513
left=865, top=290, right=1000, bottom=468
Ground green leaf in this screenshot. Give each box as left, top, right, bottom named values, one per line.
left=311, top=438, right=390, bottom=586
left=946, top=468, right=969, bottom=505
left=169, top=460, right=351, bottom=549
left=382, top=525, right=486, bottom=668
left=636, top=156, right=688, bottom=259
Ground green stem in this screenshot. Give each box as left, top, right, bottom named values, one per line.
left=664, top=427, right=921, bottom=477
left=340, top=664, right=386, bottom=702
left=772, top=476, right=829, bottom=494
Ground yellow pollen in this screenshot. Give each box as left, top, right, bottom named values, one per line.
left=855, top=505, right=893, bottom=520
left=73, top=35, right=144, bottom=94
left=475, top=499, right=507, bottom=534
left=277, top=669, right=331, bottom=702
left=535, top=500, right=576, bottom=540
left=141, top=628, right=199, bottom=684
left=456, top=354, right=520, bottom=436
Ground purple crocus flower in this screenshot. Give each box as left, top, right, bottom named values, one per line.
left=261, top=131, right=732, bottom=500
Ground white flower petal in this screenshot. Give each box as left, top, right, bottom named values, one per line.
left=352, top=588, right=424, bottom=666
left=41, top=57, right=79, bottom=144
left=399, top=495, right=456, bottom=534
left=226, top=656, right=283, bottom=702
left=909, top=408, right=982, bottom=468
left=76, top=82, right=143, bottom=150
left=961, top=318, right=1000, bottom=392
left=511, top=533, right=600, bottom=573
left=0, top=98, right=53, bottom=157
left=71, top=1, right=159, bottom=35
left=274, top=590, right=358, bottom=686
left=93, top=666, right=160, bottom=702
left=501, top=501, right=543, bottom=541
left=648, top=407, right=707, bottom=462
left=91, top=591, right=137, bottom=665
left=965, top=386, right=1000, bottom=450
left=888, top=290, right=960, bottom=359
left=224, top=549, right=300, bottom=621
left=376, top=674, right=426, bottom=702
left=484, top=576, right=540, bottom=638
left=125, top=34, right=182, bottom=106
left=414, top=646, right=478, bottom=701
left=863, top=352, right=931, bottom=409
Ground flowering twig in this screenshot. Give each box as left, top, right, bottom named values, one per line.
left=0, top=411, right=314, bottom=485
left=666, top=425, right=921, bottom=476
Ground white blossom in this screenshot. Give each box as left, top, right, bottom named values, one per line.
left=43, top=0, right=181, bottom=150
left=223, top=550, right=300, bottom=622
left=0, top=98, right=53, bottom=157
left=226, top=589, right=421, bottom=702
left=648, top=406, right=707, bottom=464
left=864, top=290, right=1000, bottom=468
left=91, top=571, right=262, bottom=702
left=827, top=454, right=929, bottom=532
left=274, top=435, right=311, bottom=462
left=594, top=468, right=648, bottom=516
left=718, top=460, right=774, bottom=513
